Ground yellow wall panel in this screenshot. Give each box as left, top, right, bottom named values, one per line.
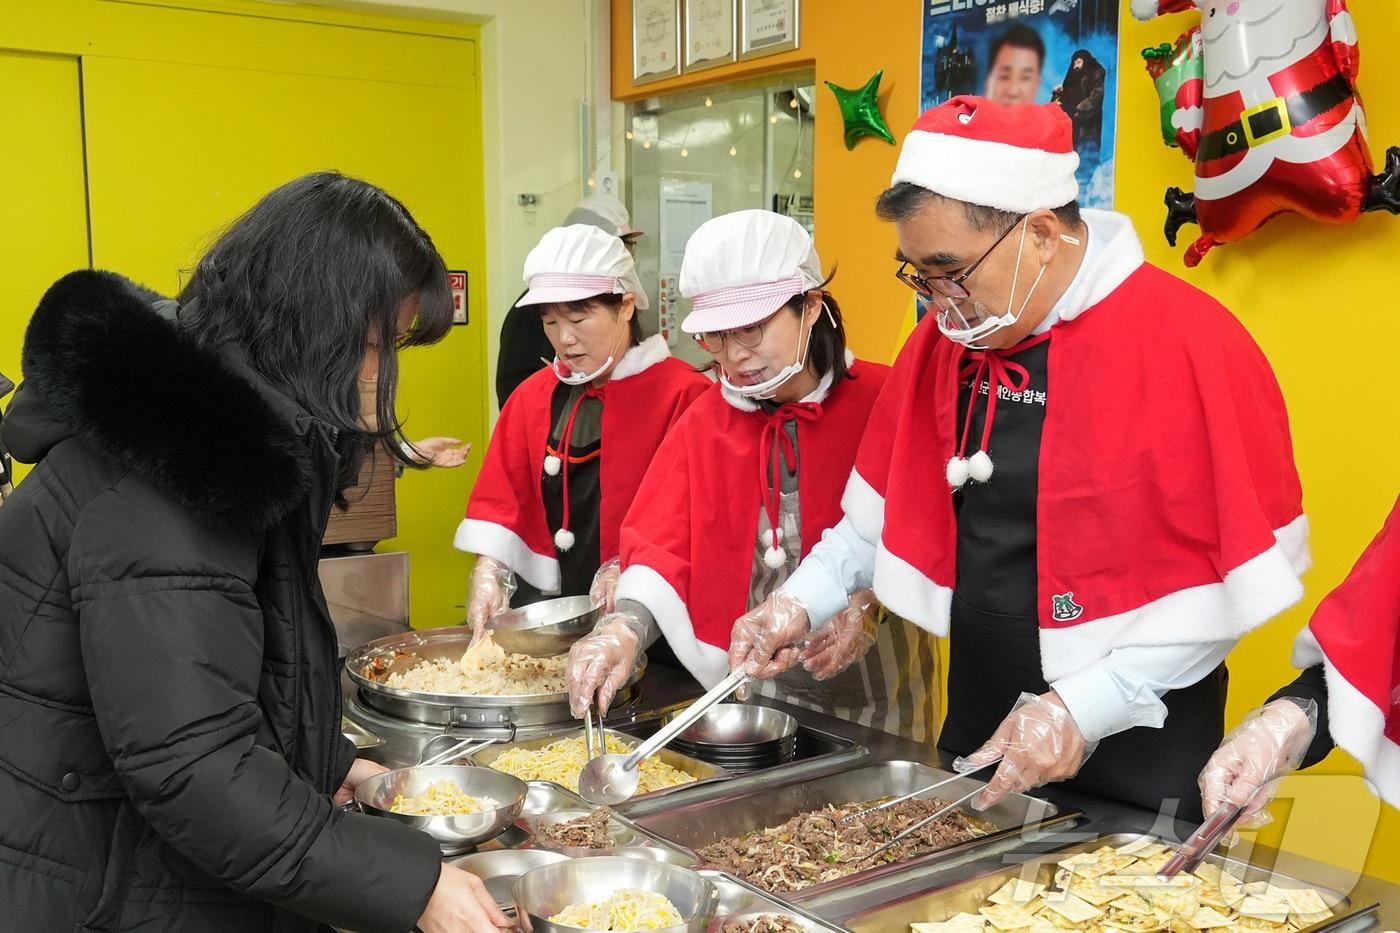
left=0, top=51, right=91, bottom=487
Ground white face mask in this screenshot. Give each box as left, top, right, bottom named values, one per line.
left=545, top=355, right=615, bottom=386
left=934, top=218, right=1055, bottom=351
left=718, top=302, right=834, bottom=400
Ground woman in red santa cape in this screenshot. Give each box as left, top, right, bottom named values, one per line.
left=565, top=210, right=940, bottom=740
left=1199, top=493, right=1400, bottom=823
left=729, top=97, right=1309, bottom=820
left=455, top=224, right=709, bottom=636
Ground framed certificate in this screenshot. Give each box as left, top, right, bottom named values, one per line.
left=684, top=0, right=736, bottom=72
left=739, top=0, right=798, bottom=61
left=633, top=0, right=681, bottom=84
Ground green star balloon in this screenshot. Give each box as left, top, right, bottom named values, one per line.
left=825, top=70, right=896, bottom=150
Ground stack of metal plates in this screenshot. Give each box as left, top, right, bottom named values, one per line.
left=667, top=704, right=798, bottom=774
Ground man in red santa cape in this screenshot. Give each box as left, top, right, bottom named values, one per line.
left=456, top=224, right=709, bottom=642
left=729, top=96, right=1309, bottom=819
left=1198, top=493, right=1400, bottom=824
left=565, top=210, right=940, bottom=741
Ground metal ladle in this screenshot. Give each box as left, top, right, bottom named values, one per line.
left=578, top=669, right=750, bottom=805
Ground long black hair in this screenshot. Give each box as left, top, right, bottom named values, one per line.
left=177, top=171, right=452, bottom=498
left=788, top=273, right=851, bottom=386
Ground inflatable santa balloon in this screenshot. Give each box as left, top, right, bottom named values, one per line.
left=1134, top=0, right=1399, bottom=267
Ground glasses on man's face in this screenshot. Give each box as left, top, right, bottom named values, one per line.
left=693, top=312, right=776, bottom=354
left=895, top=214, right=1027, bottom=301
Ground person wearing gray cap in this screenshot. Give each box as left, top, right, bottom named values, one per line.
left=496, top=194, right=644, bottom=407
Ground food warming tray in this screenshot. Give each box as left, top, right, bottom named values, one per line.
left=700, top=870, right=850, bottom=933
left=469, top=727, right=731, bottom=804
left=838, top=832, right=1379, bottom=933
left=632, top=760, right=1079, bottom=904
left=344, top=627, right=645, bottom=727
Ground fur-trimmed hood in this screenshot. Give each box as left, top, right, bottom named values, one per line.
left=4, top=269, right=315, bottom=530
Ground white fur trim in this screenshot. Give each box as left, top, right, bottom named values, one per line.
left=1130, top=0, right=1163, bottom=20
left=1293, top=628, right=1400, bottom=810
left=840, top=468, right=886, bottom=544
left=1056, top=211, right=1146, bottom=323
left=615, top=564, right=730, bottom=688
left=453, top=518, right=561, bottom=595
left=609, top=334, right=671, bottom=382
left=1038, top=515, right=1311, bottom=682
left=893, top=132, right=1080, bottom=214
left=873, top=544, right=954, bottom=638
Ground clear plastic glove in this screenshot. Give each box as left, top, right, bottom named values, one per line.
left=407, top=436, right=471, bottom=468
left=728, top=590, right=811, bottom=688
left=418, top=863, right=514, bottom=933
left=589, top=557, right=622, bottom=614
left=953, top=691, right=1096, bottom=812
left=567, top=612, right=647, bottom=718
left=466, top=556, right=516, bottom=643
left=1199, top=697, right=1319, bottom=830
left=800, top=589, right=879, bottom=681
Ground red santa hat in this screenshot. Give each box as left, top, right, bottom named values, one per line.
left=1130, top=0, right=1199, bottom=19
left=891, top=96, right=1080, bottom=214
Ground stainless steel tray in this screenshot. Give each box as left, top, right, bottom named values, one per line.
left=515, top=781, right=697, bottom=865
left=839, top=832, right=1379, bottom=933
left=700, top=870, right=850, bottom=933
left=613, top=708, right=869, bottom=817
left=344, top=627, right=644, bottom=727
left=633, top=760, right=1079, bottom=904
left=470, top=727, right=731, bottom=803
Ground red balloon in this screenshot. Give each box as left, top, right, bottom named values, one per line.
left=1134, top=0, right=1398, bottom=267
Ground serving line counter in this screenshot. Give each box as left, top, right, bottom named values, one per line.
left=341, top=663, right=1400, bottom=930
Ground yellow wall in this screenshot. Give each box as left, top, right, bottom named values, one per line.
left=0, top=0, right=490, bottom=628
left=611, top=0, right=1400, bottom=883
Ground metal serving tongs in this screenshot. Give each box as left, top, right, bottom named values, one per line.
left=583, top=702, right=604, bottom=762
left=578, top=669, right=751, bottom=805
left=1158, top=802, right=1245, bottom=879
left=415, top=734, right=500, bottom=768
left=856, top=758, right=1003, bottom=864
left=838, top=759, right=1000, bottom=825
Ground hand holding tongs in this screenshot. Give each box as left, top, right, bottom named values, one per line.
left=1158, top=802, right=1245, bottom=879
left=838, top=759, right=1000, bottom=825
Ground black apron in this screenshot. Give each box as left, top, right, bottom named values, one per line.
left=936, top=337, right=1224, bottom=822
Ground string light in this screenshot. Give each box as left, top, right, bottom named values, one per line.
left=729, top=145, right=738, bottom=157
left=769, top=114, right=779, bottom=124
left=704, top=96, right=714, bottom=108
left=643, top=139, right=652, bottom=149
left=680, top=148, right=689, bottom=158
left=793, top=169, right=802, bottom=179
left=625, top=130, right=635, bottom=140
left=789, top=97, right=799, bottom=109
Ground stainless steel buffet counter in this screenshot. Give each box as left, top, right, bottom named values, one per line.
left=346, top=663, right=1400, bottom=927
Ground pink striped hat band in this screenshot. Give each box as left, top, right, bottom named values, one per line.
left=682, top=273, right=809, bottom=334
left=518, top=271, right=623, bottom=308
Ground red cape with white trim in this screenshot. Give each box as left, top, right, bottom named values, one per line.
left=850, top=261, right=1307, bottom=684
left=616, top=362, right=887, bottom=687
left=456, top=338, right=709, bottom=593
left=1295, top=494, right=1400, bottom=809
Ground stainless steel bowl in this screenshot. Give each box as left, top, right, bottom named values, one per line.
left=491, top=595, right=599, bottom=658
left=666, top=704, right=798, bottom=749
left=514, top=857, right=719, bottom=933
left=450, top=849, right=571, bottom=909
left=354, top=765, right=527, bottom=854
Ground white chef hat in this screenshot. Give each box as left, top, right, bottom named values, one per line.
left=564, top=193, right=643, bottom=240
left=518, top=224, right=650, bottom=310
left=679, top=210, right=824, bottom=334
